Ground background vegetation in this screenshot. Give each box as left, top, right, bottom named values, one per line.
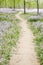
left=0, top=0, right=43, bottom=8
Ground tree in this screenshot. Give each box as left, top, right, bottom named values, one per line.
left=37, top=0, right=39, bottom=15
left=0, top=0, right=3, bottom=8
left=24, top=0, right=26, bottom=14
left=5, top=0, right=6, bottom=7
left=14, top=0, right=15, bottom=9
left=0, top=0, right=2, bottom=8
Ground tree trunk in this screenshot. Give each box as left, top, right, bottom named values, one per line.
left=14, top=0, right=15, bottom=10
left=37, top=0, right=39, bottom=15
left=0, top=0, right=1, bottom=8
left=5, top=0, right=6, bottom=7
left=24, top=0, right=26, bottom=14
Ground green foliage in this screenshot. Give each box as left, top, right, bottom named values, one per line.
left=0, top=0, right=43, bottom=8
left=29, top=18, right=39, bottom=22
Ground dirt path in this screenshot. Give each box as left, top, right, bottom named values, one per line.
left=9, top=12, right=40, bottom=65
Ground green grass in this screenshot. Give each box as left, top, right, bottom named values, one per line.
left=20, top=13, right=43, bottom=22
left=20, top=12, right=37, bottom=20
left=0, top=13, right=20, bottom=65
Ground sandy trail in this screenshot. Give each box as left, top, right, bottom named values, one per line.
left=9, top=12, right=40, bottom=65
